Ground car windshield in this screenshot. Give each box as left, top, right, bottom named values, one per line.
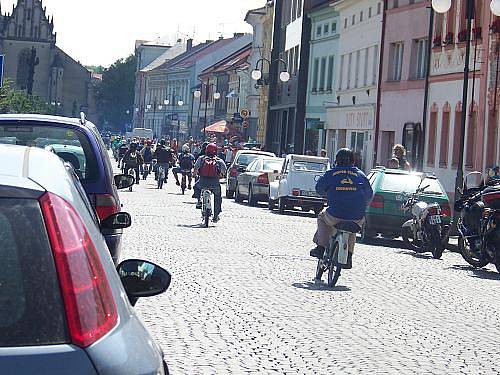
left=292, top=161, right=327, bottom=172
left=237, top=154, right=262, bottom=167
left=0, top=198, right=68, bottom=347
left=380, top=173, right=444, bottom=194
left=0, top=124, right=98, bottom=181
left=263, top=159, right=283, bottom=171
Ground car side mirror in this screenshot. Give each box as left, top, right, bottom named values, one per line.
left=237, top=166, right=246, bottom=173
left=100, top=212, right=132, bottom=230
left=114, top=174, right=135, bottom=190
left=117, top=259, right=171, bottom=306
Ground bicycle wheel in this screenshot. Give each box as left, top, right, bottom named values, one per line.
left=315, top=258, right=325, bottom=281
left=204, top=212, right=210, bottom=228
left=327, top=244, right=342, bottom=288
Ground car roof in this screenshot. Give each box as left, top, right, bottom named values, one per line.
left=287, top=154, right=329, bottom=163
left=0, top=114, right=97, bottom=131
left=371, top=167, right=438, bottom=179
left=235, top=150, right=275, bottom=156
left=0, top=144, right=77, bottom=199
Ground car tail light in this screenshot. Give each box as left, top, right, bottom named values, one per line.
left=256, top=173, right=269, bottom=185
left=40, top=192, right=118, bottom=348
left=440, top=202, right=451, bottom=217
left=292, top=188, right=300, bottom=196
left=370, top=194, right=384, bottom=209
left=93, top=194, right=120, bottom=221
left=230, top=167, right=238, bottom=178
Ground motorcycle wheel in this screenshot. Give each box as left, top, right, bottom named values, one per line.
left=402, top=227, right=425, bottom=253
left=430, top=226, right=444, bottom=259
left=327, top=245, right=341, bottom=288
left=459, top=237, right=489, bottom=268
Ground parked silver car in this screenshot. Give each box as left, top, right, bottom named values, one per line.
left=235, top=157, right=284, bottom=205
left=0, top=144, right=172, bottom=374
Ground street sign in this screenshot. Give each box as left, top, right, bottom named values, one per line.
left=240, top=108, right=249, bottom=119
left=242, top=120, right=249, bottom=129
left=0, top=55, right=4, bottom=88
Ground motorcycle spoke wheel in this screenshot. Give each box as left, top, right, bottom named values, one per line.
left=459, top=237, right=489, bottom=268
left=402, top=227, right=425, bottom=252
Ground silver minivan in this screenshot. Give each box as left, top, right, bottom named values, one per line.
left=0, top=145, right=171, bottom=374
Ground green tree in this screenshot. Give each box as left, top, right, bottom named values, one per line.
left=0, top=80, right=54, bottom=114
left=94, top=55, right=136, bottom=132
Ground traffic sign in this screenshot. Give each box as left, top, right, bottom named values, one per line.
left=0, top=55, right=4, bottom=88
left=240, top=108, right=249, bottom=119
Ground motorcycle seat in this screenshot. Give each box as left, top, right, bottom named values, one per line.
left=334, top=221, right=362, bottom=233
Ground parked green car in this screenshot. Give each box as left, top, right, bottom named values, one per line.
left=362, top=168, right=451, bottom=242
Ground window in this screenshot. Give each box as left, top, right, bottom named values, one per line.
left=297, top=0, right=303, bottom=18
left=352, top=14, right=356, bottom=25
left=389, top=42, right=404, bottom=81
left=344, top=18, right=348, bottom=28
left=332, top=22, right=337, bottom=33
left=372, top=45, right=379, bottom=85
left=0, top=199, right=68, bottom=347
left=312, top=58, right=319, bottom=92
left=369, top=7, right=372, bottom=18
left=440, top=111, right=450, bottom=167
left=393, top=0, right=399, bottom=8
left=360, top=11, right=364, bottom=22
left=292, top=161, right=327, bottom=172
left=327, top=56, right=334, bottom=91
left=363, top=48, right=369, bottom=86
left=380, top=174, right=444, bottom=194
left=294, top=45, right=300, bottom=75
left=324, top=24, right=329, bottom=34
left=292, top=0, right=297, bottom=21
left=339, top=55, right=345, bottom=90
left=451, top=110, right=462, bottom=167
left=355, top=50, right=361, bottom=87
left=427, top=110, right=438, bottom=167
left=413, top=38, right=428, bottom=79
left=319, top=57, right=327, bottom=91
left=317, top=25, right=322, bottom=37
left=466, top=110, right=477, bottom=168
left=347, top=53, right=353, bottom=89
left=377, top=2, right=382, bottom=14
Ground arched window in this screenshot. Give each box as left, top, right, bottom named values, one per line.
left=16, top=48, right=31, bottom=90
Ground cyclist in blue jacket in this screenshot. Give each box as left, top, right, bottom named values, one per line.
left=310, top=148, right=373, bottom=269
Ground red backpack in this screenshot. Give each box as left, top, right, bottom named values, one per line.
left=199, top=156, right=219, bottom=177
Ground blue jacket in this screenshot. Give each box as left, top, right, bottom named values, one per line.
left=316, top=166, right=373, bottom=221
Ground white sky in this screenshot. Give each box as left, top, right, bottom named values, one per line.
left=2, top=0, right=267, bottom=66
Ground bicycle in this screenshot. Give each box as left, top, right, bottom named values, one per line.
left=125, top=165, right=137, bottom=192
left=315, top=222, right=361, bottom=287
left=201, top=188, right=214, bottom=228
left=180, top=170, right=192, bottom=195
left=157, top=165, right=166, bottom=190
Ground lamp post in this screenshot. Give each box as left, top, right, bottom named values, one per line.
left=194, top=78, right=221, bottom=139
left=431, top=0, right=500, bottom=201
left=165, top=93, right=185, bottom=139
left=251, top=57, right=290, bottom=86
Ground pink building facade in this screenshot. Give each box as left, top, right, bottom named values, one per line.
left=377, top=0, right=430, bottom=167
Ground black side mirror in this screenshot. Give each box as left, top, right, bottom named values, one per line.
left=117, top=259, right=171, bottom=305
left=101, top=212, right=132, bottom=230
left=114, top=174, right=135, bottom=190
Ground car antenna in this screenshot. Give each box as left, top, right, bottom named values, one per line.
left=80, top=111, right=86, bottom=125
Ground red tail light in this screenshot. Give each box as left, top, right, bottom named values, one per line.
left=370, top=194, right=384, bottom=209
left=93, top=194, right=120, bottom=221
left=428, top=206, right=441, bottom=215
left=440, top=202, right=451, bottom=217
left=230, top=167, right=238, bottom=177
left=256, top=173, right=269, bottom=185
left=292, top=188, right=300, bottom=196
left=40, top=192, right=118, bottom=348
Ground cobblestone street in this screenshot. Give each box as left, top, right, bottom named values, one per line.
left=120, top=177, right=500, bottom=374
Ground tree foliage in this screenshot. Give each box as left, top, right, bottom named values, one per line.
left=0, top=80, right=54, bottom=114
left=94, top=55, right=136, bottom=132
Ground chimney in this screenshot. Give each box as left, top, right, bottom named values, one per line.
left=186, top=38, right=193, bottom=51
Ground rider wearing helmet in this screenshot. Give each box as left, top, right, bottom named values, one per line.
left=140, top=140, right=154, bottom=179
left=173, top=144, right=195, bottom=188
left=310, top=148, right=373, bottom=269
left=193, top=143, right=227, bottom=222
left=122, top=142, right=144, bottom=184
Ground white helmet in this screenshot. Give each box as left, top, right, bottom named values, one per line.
left=182, top=144, right=190, bottom=153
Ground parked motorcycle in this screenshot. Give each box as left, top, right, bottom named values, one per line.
left=401, top=175, right=447, bottom=259
left=455, top=171, right=500, bottom=273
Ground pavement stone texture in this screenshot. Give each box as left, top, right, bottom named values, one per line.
left=119, top=174, right=500, bottom=375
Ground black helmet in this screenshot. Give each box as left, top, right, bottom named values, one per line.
left=335, top=148, right=354, bottom=166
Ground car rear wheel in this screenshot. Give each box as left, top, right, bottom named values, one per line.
left=234, top=184, right=244, bottom=203
left=268, top=199, right=276, bottom=210
left=248, top=185, right=258, bottom=206
left=359, top=224, right=374, bottom=244
left=278, top=197, right=287, bottom=214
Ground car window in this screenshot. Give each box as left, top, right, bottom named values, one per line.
left=292, top=161, right=328, bottom=172
left=368, top=172, right=377, bottom=185
left=67, top=165, right=99, bottom=225
left=237, top=154, right=262, bottom=167
left=0, top=198, right=68, bottom=347
left=263, top=159, right=283, bottom=172
left=380, top=173, right=444, bottom=194
left=246, top=159, right=258, bottom=172
left=0, top=124, right=99, bottom=182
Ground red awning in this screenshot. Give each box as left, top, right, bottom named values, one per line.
left=202, top=120, right=228, bottom=134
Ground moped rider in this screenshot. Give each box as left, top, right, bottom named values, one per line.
left=173, top=144, right=195, bottom=189
left=310, top=148, right=373, bottom=269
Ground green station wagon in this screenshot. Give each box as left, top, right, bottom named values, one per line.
left=362, top=168, right=451, bottom=242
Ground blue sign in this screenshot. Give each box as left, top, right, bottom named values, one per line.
left=0, top=55, right=4, bottom=88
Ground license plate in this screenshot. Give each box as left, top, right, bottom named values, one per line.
left=429, top=215, right=442, bottom=224
left=301, top=190, right=318, bottom=197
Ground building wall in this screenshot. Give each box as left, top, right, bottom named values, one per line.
left=378, top=0, right=429, bottom=165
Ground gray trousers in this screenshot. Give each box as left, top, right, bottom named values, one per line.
left=313, top=211, right=364, bottom=253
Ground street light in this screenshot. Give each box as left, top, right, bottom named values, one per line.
left=251, top=57, right=290, bottom=84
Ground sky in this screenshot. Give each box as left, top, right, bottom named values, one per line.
left=1, top=0, right=267, bottom=67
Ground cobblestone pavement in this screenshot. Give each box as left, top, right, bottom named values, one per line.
left=119, top=175, right=500, bottom=375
